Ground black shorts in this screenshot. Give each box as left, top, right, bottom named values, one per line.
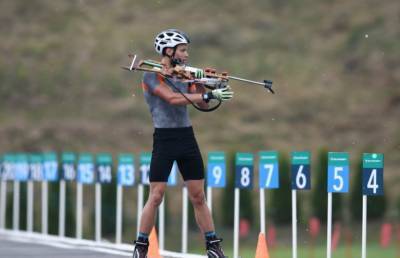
left=150, top=126, right=205, bottom=182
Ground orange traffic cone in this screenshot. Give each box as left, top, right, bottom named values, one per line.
left=255, top=232, right=270, bottom=258
left=148, top=227, right=162, bottom=258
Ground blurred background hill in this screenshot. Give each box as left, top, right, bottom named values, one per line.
left=0, top=0, right=399, bottom=214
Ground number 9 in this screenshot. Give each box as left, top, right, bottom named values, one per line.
left=212, top=166, right=222, bottom=184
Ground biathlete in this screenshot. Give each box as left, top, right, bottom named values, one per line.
left=132, top=29, right=233, bottom=258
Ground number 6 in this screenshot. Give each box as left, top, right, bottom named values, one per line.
left=296, top=165, right=307, bottom=189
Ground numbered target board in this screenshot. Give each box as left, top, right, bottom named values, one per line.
left=77, top=154, right=95, bottom=184
left=139, top=153, right=151, bottom=185
left=2, top=154, right=16, bottom=181
left=259, top=151, right=279, bottom=189
left=291, top=152, right=311, bottom=190
left=235, top=153, right=254, bottom=189
left=0, top=155, right=3, bottom=180
left=327, top=152, right=349, bottom=193
left=362, top=153, right=384, bottom=196
left=207, top=152, right=226, bottom=188
left=61, top=152, right=76, bottom=181
left=29, top=154, right=44, bottom=182
left=15, top=153, right=29, bottom=182
left=43, top=152, right=58, bottom=182
left=96, top=153, right=112, bottom=184
left=117, top=154, right=135, bottom=186
left=167, top=161, right=178, bottom=186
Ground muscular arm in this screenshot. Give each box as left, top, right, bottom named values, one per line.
left=189, top=83, right=209, bottom=109
left=153, top=83, right=206, bottom=106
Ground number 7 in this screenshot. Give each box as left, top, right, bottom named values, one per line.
left=264, top=164, right=274, bottom=187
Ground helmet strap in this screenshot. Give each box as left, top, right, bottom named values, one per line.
left=164, top=47, right=183, bottom=67
left=170, top=47, right=184, bottom=67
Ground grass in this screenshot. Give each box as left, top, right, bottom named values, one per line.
left=189, top=244, right=398, bottom=258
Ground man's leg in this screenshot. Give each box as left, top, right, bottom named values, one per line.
left=139, top=182, right=167, bottom=233
left=133, top=182, right=166, bottom=258
left=185, top=179, right=214, bottom=233
left=186, top=179, right=226, bottom=258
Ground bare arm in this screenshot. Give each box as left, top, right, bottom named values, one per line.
left=152, top=82, right=205, bottom=106
left=189, top=83, right=209, bottom=109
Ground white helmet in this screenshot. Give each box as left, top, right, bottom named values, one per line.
left=154, top=29, right=190, bottom=55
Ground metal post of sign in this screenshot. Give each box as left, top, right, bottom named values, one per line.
left=42, top=181, right=48, bottom=234
left=137, top=184, right=144, bottom=236
left=360, top=153, right=384, bottom=258
left=206, top=186, right=212, bottom=213
left=182, top=186, right=188, bottom=253
left=327, top=192, right=332, bottom=258
left=159, top=197, right=165, bottom=250
left=260, top=188, right=266, bottom=234
left=76, top=182, right=83, bottom=239
left=13, top=181, right=20, bottom=231
left=326, top=152, right=350, bottom=258
left=116, top=153, right=135, bottom=244
left=116, top=185, right=123, bottom=244
left=361, top=195, right=367, bottom=258
left=233, top=152, right=254, bottom=258
left=0, top=179, right=6, bottom=229
left=27, top=180, right=34, bottom=232
left=58, top=180, right=66, bottom=237
left=95, top=182, right=101, bottom=242
left=292, top=189, right=297, bottom=258
left=233, top=188, right=240, bottom=258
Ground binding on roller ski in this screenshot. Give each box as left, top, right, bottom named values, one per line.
left=122, top=52, right=274, bottom=112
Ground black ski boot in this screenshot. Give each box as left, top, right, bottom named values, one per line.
left=132, top=238, right=149, bottom=258
left=206, top=237, right=227, bottom=258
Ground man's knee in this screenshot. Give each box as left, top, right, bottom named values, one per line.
left=148, top=190, right=165, bottom=207
left=189, top=190, right=206, bottom=207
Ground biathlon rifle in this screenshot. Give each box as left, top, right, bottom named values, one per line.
left=122, top=54, right=274, bottom=94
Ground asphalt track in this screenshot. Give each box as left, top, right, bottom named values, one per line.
left=0, top=230, right=205, bottom=258
left=0, top=234, right=130, bottom=258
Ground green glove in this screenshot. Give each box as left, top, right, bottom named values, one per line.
left=203, top=86, right=234, bottom=102
left=185, top=66, right=204, bottom=78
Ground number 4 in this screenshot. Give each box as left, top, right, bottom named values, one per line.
left=367, top=169, right=378, bottom=194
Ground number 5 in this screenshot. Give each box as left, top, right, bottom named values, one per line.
left=333, top=167, right=344, bottom=191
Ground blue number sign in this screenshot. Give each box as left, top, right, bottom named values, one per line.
left=259, top=151, right=279, bottom=189
left=43, top=152, right=58, bottom=182
left=167, top=161, right=178, bottom=186
left=29, top=154, right=44, bottom=181
left=15, top=153, right=29, bottom=182
left=327, top=152, right=349, bottom=193
left=207, top=152, right=226, bottom=188
left=3, top=154, right=15, bottom=181
left=117, top=154, right=135, bottom=186
left=61, top=152, right=76, bottom=181
left=77, top=154, right=94, bottom=184
left=139, top=153, right=151, bottom=185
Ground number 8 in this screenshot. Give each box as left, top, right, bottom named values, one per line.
left=241, top=167, right=250, bottom=186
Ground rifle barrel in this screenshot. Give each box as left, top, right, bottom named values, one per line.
left=227, top=76, right=265, bottom=86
